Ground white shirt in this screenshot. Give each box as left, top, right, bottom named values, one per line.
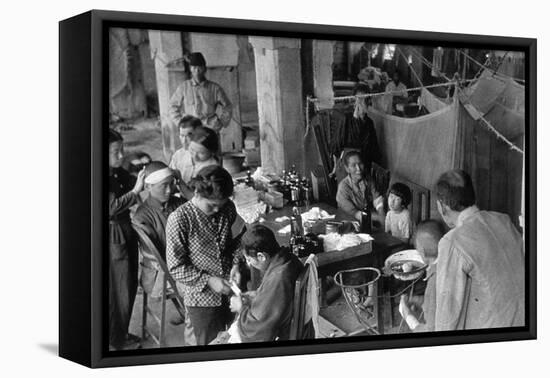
left=169, top=149, right=218, bottom=183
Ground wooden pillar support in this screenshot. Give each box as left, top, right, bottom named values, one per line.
left=249, top=37, right=305, bottom=174
left=312, top=40, right=335, bottom=110
left=148, top=30, right=184, bottom=162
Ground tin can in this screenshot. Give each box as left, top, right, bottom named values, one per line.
left=325, top=222, right=338, bottom=234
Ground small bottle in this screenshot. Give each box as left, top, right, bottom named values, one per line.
left=360, top=206, right=372, bottom=234
left=280, top=170, right=290, bottom=200
left=290, top=185, right=301, bottom=206
left=290, top=164, right=297, bottom=177
left=302, top=177, right=312, bottom=207
left=245, top=169, right=254, bottom=187
left=292, top=207, right=304, bottom=236
left=289, top=215, right=300, bottom=256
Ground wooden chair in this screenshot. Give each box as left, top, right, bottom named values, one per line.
left=289, top=258, right=319, bottom=340
left=132, top=222, right=186, bottom=348
left=389, top=175, right=431, bottom=225
left=370, top=162, right=391, bottom=198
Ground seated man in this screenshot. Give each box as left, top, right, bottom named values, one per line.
left=336, top=150, right=385, bottom=231
left=399, top=219, right=445, bottom=332
left=229, top=224, right=303, bottom=342
left=132, top=161, right=196, bottom=345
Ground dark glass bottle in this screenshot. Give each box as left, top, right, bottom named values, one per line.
left=280, top=170, right=291, bottom=200
left=302, top=176, right=312, bottom=207
left=292, top=207, right=304, bottom=236
left=360, top=206, right=372, bottom=234
left=290, top=207, right=308, bottom=257
left=245, top=169, right=254, bottom=187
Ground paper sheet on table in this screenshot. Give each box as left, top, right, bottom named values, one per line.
left=277, top=225, right=291, bottom=234
left=301, top=207, right=335, bottom=222
left=320, top=233, right=374, bottom=251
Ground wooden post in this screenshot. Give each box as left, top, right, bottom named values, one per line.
left=249, top=37, right=305, bottom=174
left=312, top=40, right=335, bottom=110
left=148, top=30, right=184, bottom=162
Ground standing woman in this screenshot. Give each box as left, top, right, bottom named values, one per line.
left=166, top=165, right=242, bottom=345
left=108, top=129, right=145, bottom=350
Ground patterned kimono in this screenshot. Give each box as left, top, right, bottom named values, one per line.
left=166, top=200, right=242, bottom=344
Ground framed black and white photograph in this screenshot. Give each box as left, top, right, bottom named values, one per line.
left=59, top=9, right=536, bottom=368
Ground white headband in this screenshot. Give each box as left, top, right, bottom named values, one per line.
left=144, top=168, right=174, bottom=185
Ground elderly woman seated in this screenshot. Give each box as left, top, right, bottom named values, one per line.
left=336, top=150, right=385, bottom=231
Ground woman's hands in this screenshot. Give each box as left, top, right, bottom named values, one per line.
left=132, top=168, right=146, bottom=194
left=207, top=276, right=232, bottom=295
left=229, top=264, right=241, bottom=287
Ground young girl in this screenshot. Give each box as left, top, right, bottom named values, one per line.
left=385, top=182, right=413, bottom=242
left=108, top=129, right=145, bottom=350
left=165, top=165, right=242, bottom=345
left=172, top=125, right=219, bottom=199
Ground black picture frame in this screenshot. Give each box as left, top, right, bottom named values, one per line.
left=59, top=9, right=536, bottom=368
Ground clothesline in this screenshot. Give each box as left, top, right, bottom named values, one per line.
left=303, top=80, right=466, bottom=138
left=409, top=47, right=524, bottom=155
left=307, top=80, right=472, bottom=104
left=303, top=78, right=470, bottom=138
left=457, top=49, right=525, bottom=84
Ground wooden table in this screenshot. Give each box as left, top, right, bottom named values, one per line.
left=260, top=202, right=407, bottom=335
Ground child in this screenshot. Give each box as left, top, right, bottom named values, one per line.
left=166, top=165, right=242, bottom=345
left=399, top=219, right=445, bottom=332
left=169, top=115, right=202, bottom=173
left=171, top=125, right=220, bottom=199
left=385, top=182, right=413, bottom=242
left=133, top=162, right=184, bottom=296
left=229, top=224, right=303, bottom=342
left=108, top=129, right=145, bottom=350
left=133, top=162, right=197, bottom=344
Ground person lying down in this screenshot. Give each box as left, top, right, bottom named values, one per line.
left=228, top=224, right=303, bottom=343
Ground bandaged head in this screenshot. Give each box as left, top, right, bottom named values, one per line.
left=144, top=161, right=175, bottom=185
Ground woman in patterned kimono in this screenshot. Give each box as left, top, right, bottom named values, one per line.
left=108, top=129, right=145, bottom=350
left=166, top=165, right=243, bottom=345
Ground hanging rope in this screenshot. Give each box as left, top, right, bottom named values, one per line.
left=308, top=80, right=472, bottom=105
left=303, top=80, right=471, bottom=143
left=409, top=47, right=524, bottom=155
left=458, top=49, right=525, bottom=84
left=396, top=46, right=424, bottom=88
left=304, top=47, right=524, bottom=155
left=304, top=95, right=312, bottom=138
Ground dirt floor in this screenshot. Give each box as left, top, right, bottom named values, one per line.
left=128, top=288, right=190, bottom=349
left=114, top=117, right=166, bottom=163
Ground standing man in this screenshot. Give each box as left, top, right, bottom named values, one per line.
left=169, top=52, right=233, bottom=134
left=384, top=71, right=408, bottom=114
left=434, top=169, right=524, bottom=331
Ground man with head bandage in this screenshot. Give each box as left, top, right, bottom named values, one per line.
left=133, top=162, right=197, bottom=344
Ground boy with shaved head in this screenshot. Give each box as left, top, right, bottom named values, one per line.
left=133, top=162, right=196, bottom=344
left=399, top=219, right=445, bottom=332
